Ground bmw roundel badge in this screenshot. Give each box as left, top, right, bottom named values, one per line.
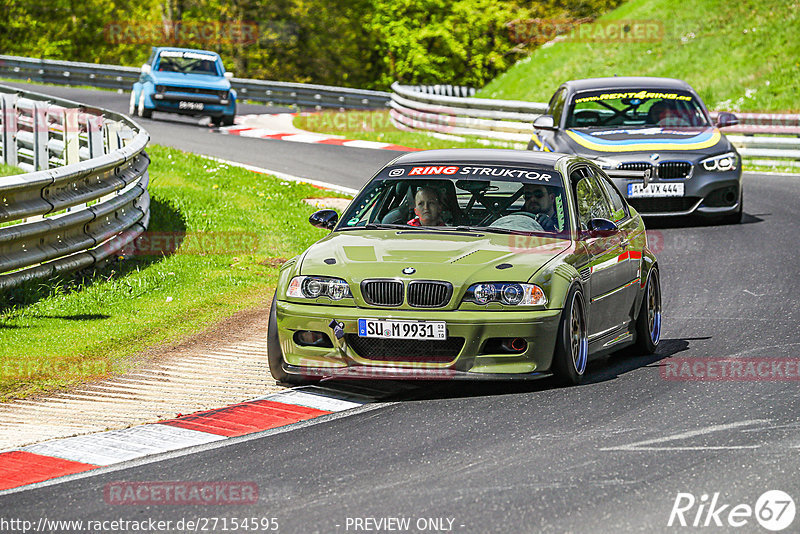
left=402, top=267, right=416, bottom=275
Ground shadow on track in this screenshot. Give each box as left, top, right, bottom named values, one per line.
left=645, top=212, right=763, bottom=229
left=317, top=337, right=701, bottom=403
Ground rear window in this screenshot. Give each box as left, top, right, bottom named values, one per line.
left=337, top=164, right=570, bottom=236
left=567, top=89, right=709, bottom=128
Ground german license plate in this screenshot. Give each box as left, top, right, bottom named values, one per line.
left=178, top=101, right=204, bottom=110
left=628, top=182, right=684, bottom=198
left=358, top=319, right=446, bottom=340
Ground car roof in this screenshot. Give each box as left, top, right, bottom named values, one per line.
left=390, top=149, right=566, bottom=168
left=562, top=76, right=694, bottom=93
left=154, top=47, right=221, bottom=57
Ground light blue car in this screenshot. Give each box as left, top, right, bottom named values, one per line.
left=130, top=47, right=236, bottom=125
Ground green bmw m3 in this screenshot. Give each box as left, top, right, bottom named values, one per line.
left=268, top=149, right=661, bottom=386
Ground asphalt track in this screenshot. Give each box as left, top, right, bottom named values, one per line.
left=2, top=82, right=800, bottom=533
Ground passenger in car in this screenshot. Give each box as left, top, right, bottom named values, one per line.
left=407, top=187, right=446, bottom=226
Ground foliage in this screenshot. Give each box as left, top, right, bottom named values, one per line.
left=0, top=0, right=621, bottom=89
left=478, top=0, right=800, bottom=112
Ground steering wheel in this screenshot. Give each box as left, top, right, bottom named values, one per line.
left=489, top=212, right=545, bottom=233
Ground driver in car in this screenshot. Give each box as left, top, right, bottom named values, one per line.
left=407, top=187, right=446, bottom=226
left=523, top=184, right=558, bottom=231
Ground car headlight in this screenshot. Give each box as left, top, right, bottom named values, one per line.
left=287, top=276, right=352, bottom=300
left=155, top=85, right=165, bottom=93
left=464, top=283, right=547, bottom=306
left=219, top=90, right=229, bottom=98
left=700, top=152, right=739, bottom=172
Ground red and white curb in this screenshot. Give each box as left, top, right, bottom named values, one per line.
left=219, top=113, right=418, bottom=152
left=0, top=386, right=376, bottom=492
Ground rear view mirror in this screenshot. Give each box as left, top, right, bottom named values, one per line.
left=716, top=112, right=739, bottom=128
left=309, top=209, right=339, bottom=230
left=533, top=115, right=556, bottom=130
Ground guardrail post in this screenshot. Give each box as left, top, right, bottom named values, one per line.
left=32, top=101, right=49, bottom=170
left=1, top=93, right=18, bottom=166
left=86, top=114, right=105, bottom=158
left=105, top=121, right=122, bottom=152
left=63, top=108, right=80, bottom=165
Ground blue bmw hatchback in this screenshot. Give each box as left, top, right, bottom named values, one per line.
left=130, top=47, right=237, bottom=125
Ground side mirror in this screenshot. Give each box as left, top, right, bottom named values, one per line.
left=533, top=115, right=556, bottom=130
left=141, top=64, right=151, bottom=75
left=309, top=209, right=339, bottom=230
left=586, top=218, right=619, bottom=238
left=224, top=72, right=234, bottom=80
left=716, top=111, right=738, bottom=128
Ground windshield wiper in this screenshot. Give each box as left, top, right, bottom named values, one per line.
left=364, top=223, right=416, bottom=230
left=468, top=226, right=532, bottom=236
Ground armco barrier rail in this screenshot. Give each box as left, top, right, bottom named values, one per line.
left=0, top=55, right=390, bottom=110
left=390, top=83, right=800, bottom=164
left=0, top=83, right=150, bottom=288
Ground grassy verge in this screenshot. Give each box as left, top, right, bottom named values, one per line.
left=0, top=164, right=24, bottom=177
left=293, top=110, right=513, bottom=150
left=0, top=145, right=348, bottom=401
left=478, top=0, right=799, bottom=113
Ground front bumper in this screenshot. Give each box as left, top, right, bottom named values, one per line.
left=146, top=92, right=235, bottom=117
left=609, top=167, right=742, bottom=217
left=276, top=300, right=562, bottom=379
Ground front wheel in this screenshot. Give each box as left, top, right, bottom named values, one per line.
left=631, top=268, right=662, bottom=354
left=137, top=92, right=152, bottom=119
left=551, top=285, right=588, bottom=386
left=719, top=191, right=743, bottom=225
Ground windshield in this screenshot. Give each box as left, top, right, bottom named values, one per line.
left=566, top=89, right=709, bottom=128
left=337, top=164, right=570, bottom=236
left=155, top=51, right=221, bottom=76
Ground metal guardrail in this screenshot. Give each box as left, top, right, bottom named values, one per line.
left=390, top=83, right=800, bottom=163
left=0, top=55, right=391, bottom=110
left=0, top=83, right=150, bottom=288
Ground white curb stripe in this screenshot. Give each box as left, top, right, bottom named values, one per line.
left=21, top=424, right=225, bottom=466
left=279, top=133, right=334, bottom=143
left=342, top=140, right=392, bottom=149
left=260, top=390, right=364, bottom=412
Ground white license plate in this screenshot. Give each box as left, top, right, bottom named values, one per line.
left=628, top=182, right=684, bottom=198
left=178, top=101, right=204, bottom=110
left=358, top=319, right=446, bottom=340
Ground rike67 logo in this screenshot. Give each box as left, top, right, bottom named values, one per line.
left=668, top=490, right=795, bottom=531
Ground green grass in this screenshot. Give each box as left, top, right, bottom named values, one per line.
left=0, top=145, right=348, bottom=401
left=293, top=110, right=514, bottom=150
left=0, top=163, right=24, bottom=177
left=479, top=0, right=799, bottom=113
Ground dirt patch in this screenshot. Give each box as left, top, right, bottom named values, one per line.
left=259, top=257, right=288, bottom=268
left=0, top=298, right=285, bottom=450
